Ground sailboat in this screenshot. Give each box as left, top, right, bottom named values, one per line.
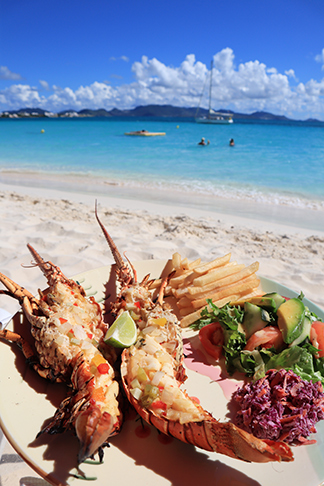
left=195, top=60, right=233, bottom=125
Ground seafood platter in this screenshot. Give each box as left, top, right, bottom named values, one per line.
left=0, top=210, right=324, bottom=486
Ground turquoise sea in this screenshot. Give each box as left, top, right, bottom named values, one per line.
left=0, top=117, right=323, bottom=226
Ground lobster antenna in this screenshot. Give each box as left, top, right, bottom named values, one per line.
left=27, top=244, right=53, bottom=278
left=94, top=200, right=125, bottom=271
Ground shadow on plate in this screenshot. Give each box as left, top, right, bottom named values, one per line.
left=111, top=411, right=262, bottom=486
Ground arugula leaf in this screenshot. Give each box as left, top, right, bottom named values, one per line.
left=265, top=346, right=324, bottom=385
left=314, top=356, right=324, bottom=377
left=190, top=300, right=244, bottom=330
left=305, top=305, right=321, bottom=322
left=222, top=326, right=246, bottom=374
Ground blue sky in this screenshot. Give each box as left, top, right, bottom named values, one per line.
left=1, top=0, right=324, bottom=119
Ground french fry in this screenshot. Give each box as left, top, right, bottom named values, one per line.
left=180, top=308, right=205, bottom=328
left=192, top=262, right=259, bottom=295
left=168, top=269, right=194, bottom=288
left=180, top=257, right=189, bottom=270
left=212, top=294, right=241, bottom=308
left=173, top=286, right=190, bottom=299
left=192, top=263, right=241, bottom=288
left=187, top=264, right=246, bottom=296
left=182, top=272, right=198, bottom=287
left=191, top=275, right=260, bottom=309
left=172, top=252, right=182, bottom=270
left=192, top=253, right=231, bottom=276
left=188, top=258, right=201, bottom=269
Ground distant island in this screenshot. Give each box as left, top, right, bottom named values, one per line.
left=0, top=105, right=323, bottom=124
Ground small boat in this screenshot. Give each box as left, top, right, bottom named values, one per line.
left=196, top=110, right=233, bottom=124
left=195, top=61, right=233, bottom=125
left=124, top=130, right=166, bottom=136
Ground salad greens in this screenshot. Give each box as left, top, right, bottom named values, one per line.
left=191, top=296, right=324, bottom=384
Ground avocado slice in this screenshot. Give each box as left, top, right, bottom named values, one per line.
left=242, top=302, right=271, bottom=339
left=277, top=298, right=306, bottom=344
left=263, top=292, right=286, bottom=311
left=244, top=293, right=286, bottom=312
left=234, top=293, right=286, bottom=312
left=289, top=316, right=311, bottom=347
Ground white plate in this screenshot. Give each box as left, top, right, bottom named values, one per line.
left=1, top=260, right=324, bottom=486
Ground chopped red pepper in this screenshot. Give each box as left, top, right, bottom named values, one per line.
left=134, top=301, right=141, bottom=309
left=97, top=363, right=109, bottom=374
left=73, top=303, right=78, bottom=307
left=59, top=317, right=68, bottom=324
left=150, top=400, right=167, bottom=410
left=86, top=332, right=93, bottom=339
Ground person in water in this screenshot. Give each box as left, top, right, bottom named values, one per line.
left=198, top=137, right=210, bottom=146
left=229, top=138, right=235, bottom=146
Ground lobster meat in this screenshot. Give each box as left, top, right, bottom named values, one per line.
left=0, top=244, right=122, bottom=464
left=95, top=207, right=294, bottom=463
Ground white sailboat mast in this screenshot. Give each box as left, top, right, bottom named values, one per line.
left=208, top=60, right=213, bottom=114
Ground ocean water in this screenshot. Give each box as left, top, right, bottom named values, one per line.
left=0, top=117, right=324, bottom=215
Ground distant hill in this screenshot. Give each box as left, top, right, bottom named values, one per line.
left=1, top=105, right=323, bottom=124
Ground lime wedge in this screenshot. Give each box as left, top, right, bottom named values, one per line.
left=104, top=311, right=137, bottom=348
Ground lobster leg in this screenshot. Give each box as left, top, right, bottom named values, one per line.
left=0, top=272, right=40, bottom=314
left=0, top=328, right=62, bottom=382
left=0, top=329, right=35, bottom=362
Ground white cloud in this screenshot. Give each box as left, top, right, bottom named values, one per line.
left=39, top=80, right=50, bottom=90
left=1, top=49, right=324, bottom=119
left=0, top=84, right=43, bottom=107
left=110, top=56, right=129, bottom=62
left=285, top=69, right=297, bottom=80
left=0, top=66, right=22, bottom=80
left=315, top=48, right=324, bottom=69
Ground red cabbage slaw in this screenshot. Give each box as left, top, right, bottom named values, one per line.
left=233, top=369, right=324, bottom=445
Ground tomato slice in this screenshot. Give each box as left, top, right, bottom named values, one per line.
left=244, top=326, right=284, bottom=352
left=310, top=321, right=324, bottom=358
left=199, top=322, right=224, bottom=360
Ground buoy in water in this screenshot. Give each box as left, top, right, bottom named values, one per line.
left=176, top=125, right=179, bottom=129
left=41, top=129, right=45, bottom=133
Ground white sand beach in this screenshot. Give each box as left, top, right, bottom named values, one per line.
left=0, top=179, right=323, bottom=314
left=0, top=179, right=324, bottom=485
